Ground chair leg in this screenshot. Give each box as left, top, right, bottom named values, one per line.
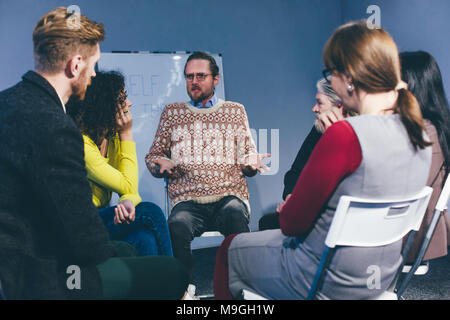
left=396, top=209, right=441, bottom=297
left=307, top=247, right=333, bottom=300
left=164, top=178, right=170, bottom=220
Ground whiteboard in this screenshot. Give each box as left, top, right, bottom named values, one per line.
left=97, top=52, right=225, bottom=211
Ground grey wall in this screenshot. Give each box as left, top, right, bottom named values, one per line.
left=341, top=0, right=450, bottom=102
left=1, top=0, right=448, bottom=230
left=0, top=0, right=342, bottom=230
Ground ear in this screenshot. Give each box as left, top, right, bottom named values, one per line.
left=65, top=55, right=83, bottom=79
left=213, top=74, right=219, bottom=87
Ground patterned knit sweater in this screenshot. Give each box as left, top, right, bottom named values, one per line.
left=145, top=99, right=257, bottom=210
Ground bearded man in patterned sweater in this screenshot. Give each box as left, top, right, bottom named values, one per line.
left=146, top=51, right=269, bottom=285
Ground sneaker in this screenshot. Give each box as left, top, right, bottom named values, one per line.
left=402, top=261, right=429, bottom=275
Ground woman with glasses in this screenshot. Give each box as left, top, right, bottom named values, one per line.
left=400, top=51, right=450, bottom=264
left=214, top=21, right=432, bottom=299
left=67, top=70, right=173, bottom=258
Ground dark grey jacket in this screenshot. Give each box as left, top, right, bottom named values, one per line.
left=0, top=71, right=114, bottom=299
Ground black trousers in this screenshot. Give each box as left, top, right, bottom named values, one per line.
left=258, top=212, right=280, bottom=231
left=168, top=196, right=250, bottom=280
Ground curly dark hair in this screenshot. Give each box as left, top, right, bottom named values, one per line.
left=67, top=70, right=126, bottom=146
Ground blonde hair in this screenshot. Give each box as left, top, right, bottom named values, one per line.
left=323, top=20, right=430, bottom=150
left=33, top=7, right=105, bottom=74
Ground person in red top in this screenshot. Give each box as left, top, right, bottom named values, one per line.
left=214, top=21, right=432, bottom=300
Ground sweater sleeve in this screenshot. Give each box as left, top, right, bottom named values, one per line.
left=84, top=135, right=141, bottom=207
left=237, top=104, right=259, bottom=177
left=279, top=120, right=362, bottom=237
left=145, top=105, right=176, bottom=178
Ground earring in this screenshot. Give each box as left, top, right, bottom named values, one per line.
left=347, top=83, right=354, bottom=95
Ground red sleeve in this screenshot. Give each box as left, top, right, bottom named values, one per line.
left=279, top=120, right=362, bottom=237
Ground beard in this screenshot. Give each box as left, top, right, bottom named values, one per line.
left=314, top=118, right=326, bottom=133
left=188, top=83, right=215, bottom=104
left=71, top=68, right=91, bottom=101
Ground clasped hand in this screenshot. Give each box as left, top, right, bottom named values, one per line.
left=114, top=199, right=136, bottom=225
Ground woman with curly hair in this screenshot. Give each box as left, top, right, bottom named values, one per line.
left=67, top=70, right=173, bottom=257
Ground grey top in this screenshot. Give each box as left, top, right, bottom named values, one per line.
left=300, top=114, right=432, bottom=299
left=228, top=114, right=432, bottom=300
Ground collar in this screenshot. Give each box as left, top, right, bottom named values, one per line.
left=22, top=71, right=67, bottom=113
left=190, top=93, right=218, bottom=108
left=56, top=91, right=67, bottom=113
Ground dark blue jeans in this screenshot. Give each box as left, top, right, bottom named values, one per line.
left=99, top=202, right=173, bottom=257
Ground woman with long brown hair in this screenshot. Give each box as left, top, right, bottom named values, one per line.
left=213, top=21, right=432, bottom=300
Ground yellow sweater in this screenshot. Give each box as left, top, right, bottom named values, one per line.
left=83, top=134, right=142, bottom=208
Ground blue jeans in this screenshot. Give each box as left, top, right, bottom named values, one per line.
left=99, top=202, right=173, bottom=257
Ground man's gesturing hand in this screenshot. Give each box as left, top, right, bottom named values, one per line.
left=153, top=159, right=177, bottom=177
left=243, top=153, right=271, bottom=174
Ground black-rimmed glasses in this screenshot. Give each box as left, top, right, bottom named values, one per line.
left=184, top=73, right=212, bottom=82
left=322, top=68, right=336, bottom=84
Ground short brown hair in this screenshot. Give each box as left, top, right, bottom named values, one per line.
left=33, top=7, right=105, bottom=74
left=184, top=51, right=219, bottom=78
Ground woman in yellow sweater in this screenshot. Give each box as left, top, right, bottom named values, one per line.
left=67, top=70, right=172, bottom=257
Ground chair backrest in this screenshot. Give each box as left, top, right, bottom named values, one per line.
left=308, top=186, right=433, bottom=300
left=435, top=173, right=450, bottom=212
left=325, top=186, right=433, bottom=248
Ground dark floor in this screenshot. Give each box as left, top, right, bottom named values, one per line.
left=192, top=247, right=450, bottom=300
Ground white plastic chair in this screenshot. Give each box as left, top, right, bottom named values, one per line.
left=396, top=174, right=450, bottom=297
left=243, top=186, right=433, bottom=300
